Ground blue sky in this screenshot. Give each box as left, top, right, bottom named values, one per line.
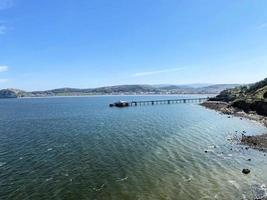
left=0, top=0, right=267, bottom=90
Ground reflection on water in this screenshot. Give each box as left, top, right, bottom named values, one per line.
left=0, top=96, right=266, bottom=199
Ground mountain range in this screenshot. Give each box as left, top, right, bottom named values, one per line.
left=0, top=84, right=240, bottom=98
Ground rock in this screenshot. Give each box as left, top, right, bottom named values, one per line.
left=241, top=134, right=267, bottom=150
left=242, top=169, right=251, bottom=174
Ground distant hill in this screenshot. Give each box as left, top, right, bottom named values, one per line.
left=198, top=84, right=240, bottom=94
left=0, top=88, right=28, bottom=98
left=0, top=84, right=239, bottom=98
left=152, top=84, right=239, bottom=94
left=210, top=78, right=267, bottom=116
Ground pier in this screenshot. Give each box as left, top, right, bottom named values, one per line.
left=109, top=98, right=208, bottom=107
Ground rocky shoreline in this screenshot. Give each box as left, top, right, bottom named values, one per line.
left=201, top=101, right=267, bottom=151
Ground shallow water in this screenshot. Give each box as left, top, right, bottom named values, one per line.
left=0, top=96, right=266, bottom=200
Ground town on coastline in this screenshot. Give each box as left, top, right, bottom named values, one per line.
left=0, top=84, right=238, bottom=98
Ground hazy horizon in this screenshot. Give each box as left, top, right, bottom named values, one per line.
left=0, top=0, right=267, bottom=90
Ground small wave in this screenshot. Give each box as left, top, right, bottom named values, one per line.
left=0, top=162, right=6, bottom=167
left=208, top=145, right=217, bottom=149
left=182, top=175, right=193, bottom=182
left=45, top=177, right=53, bottom=181
left=92, top=184, right=105, bottom=192
left=116, top=176, right=128, bottom=182
left=228, top=180, right=240, bottom=190
left=204, top=149, right=214, bottom=153
left=217, top=152, right=225, bottom=157
left=242, top=194, right=248, bottom=200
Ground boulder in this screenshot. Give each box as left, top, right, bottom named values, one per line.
left=242, top=168, right=251, bottom=174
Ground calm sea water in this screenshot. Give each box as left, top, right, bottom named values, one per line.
left=0, top=95, right=267, bottom=200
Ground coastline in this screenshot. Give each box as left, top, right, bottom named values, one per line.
left=201, top=101, right=267, bottom=151
left=0, top=93, right=215, bottom=99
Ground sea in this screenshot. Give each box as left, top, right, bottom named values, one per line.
left=0, top=95, right=267, bottom=200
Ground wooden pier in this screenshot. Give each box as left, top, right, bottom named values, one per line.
left=109, top=98, right=208, bottom=107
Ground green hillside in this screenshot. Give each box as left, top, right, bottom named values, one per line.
left=0, top=89, right=28, bottom=98
left=0, top=84, right=238, bottom=98
left=210, top=78, right=267, bottom=116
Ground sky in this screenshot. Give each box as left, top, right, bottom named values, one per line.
left=0, top=0, right=267, bottom=90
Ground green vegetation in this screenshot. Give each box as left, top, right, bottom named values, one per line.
left=210, top=78, right=267, bottom=116
left=0, top=84, right=238, bottom=98
left=0, top=89, right=28, bottom=98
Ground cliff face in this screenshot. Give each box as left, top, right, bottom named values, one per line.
left=210, top=78, right=267, bottom=116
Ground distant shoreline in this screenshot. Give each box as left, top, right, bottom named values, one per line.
left=0, top=84, right=239, bottom=99
left=1, top=93, right=217, bottom=99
